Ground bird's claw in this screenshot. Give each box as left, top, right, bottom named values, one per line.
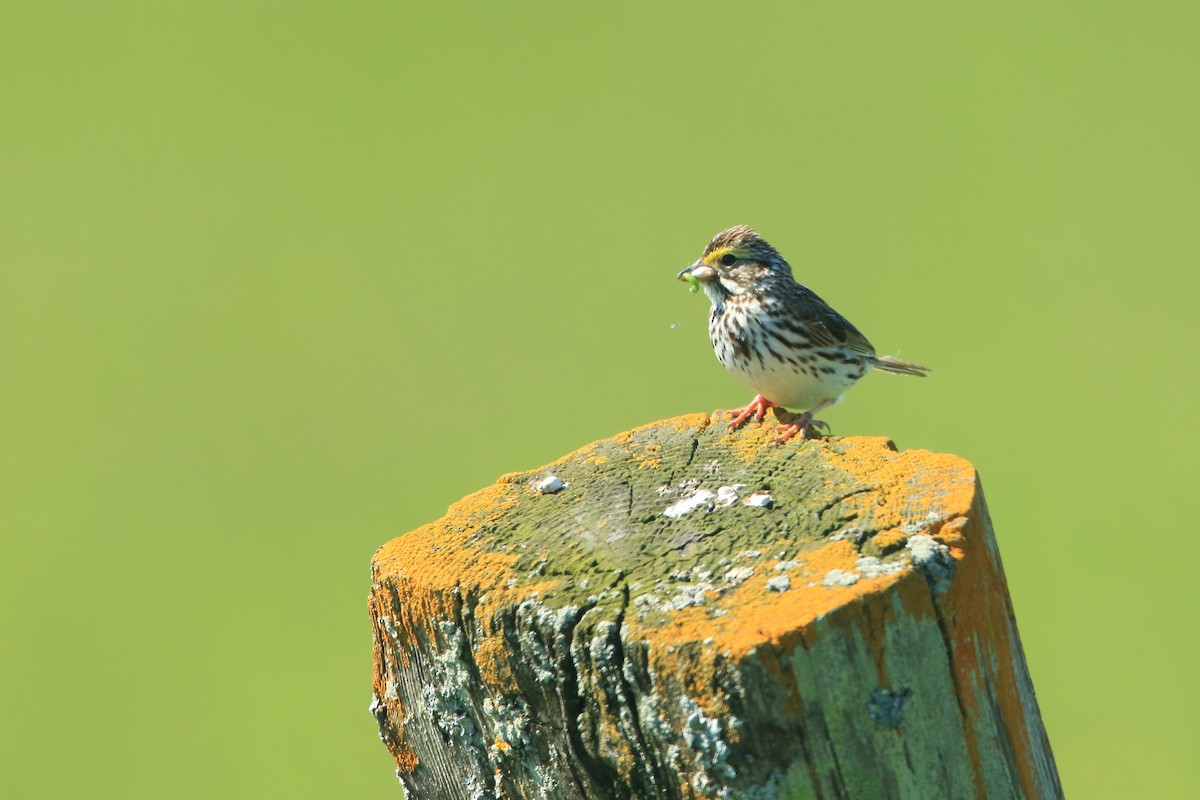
left=770, top=416, right=830, bottom=444
left=727, top=395, right=777, bottom=431
left=728, top=396, right=832, bottom=443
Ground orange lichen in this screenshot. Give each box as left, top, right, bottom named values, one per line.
left=370, top=478, right=559, bottom=768
left=937, top=502, right=1039, bottom=798
left=634, top=539, right=906, bottom=660
left=371, top=481, right=536, bottom=608
left=821, top=443, right=1039, bottom=796
left=722, top=409, right=788, bottom=461
left=541, top=415, right=712, bottom=473
left=393, top=743, right=418, bottom=773
left=632, top=441, right=665, bottom=470
left=474, top=636, right=518, bottom=694
left=870, top=529, right=909, bottom=551
left=600, top=716, right=638, bottom=781
left=821, top=438, right=977, bottom=539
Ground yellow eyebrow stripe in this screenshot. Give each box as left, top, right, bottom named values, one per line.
left=704, top=246, right=735, bottom=265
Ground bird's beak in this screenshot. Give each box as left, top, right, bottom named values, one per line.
left=677, top=261, right=717, bottom=283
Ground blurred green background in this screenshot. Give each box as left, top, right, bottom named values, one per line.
left=3, top=1, right=1197, bottom=797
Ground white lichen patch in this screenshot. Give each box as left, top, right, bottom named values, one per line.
left=637, top=691, right=675, bottom=739
left=856, top=556, right=906, bottom=579
left=662, top=583, right=716, bottom=611
left=831, top=526, right=867, bottom=544
left=380, top=616, right=402, bottom=641
left=742, top=491, right=774, bottom=508
left=662, top=484, right=773, bottom=518
left=588, top=621, right=618, bottom=662
left=714, top=484, right=746, bottom=508
left=633, top=593, right=661, bottom=612
left=531, top=761, right=560, bottom=796
left=663, top=489, right=715, bottom=518
left=722, top=566, right=755, bottom=587
left=906, top=534, right=955, bottom=591
left=766, top=574, right=791, bottom=592
left=681, top=695, right=738, bottom=789
left=422, top=624, right=478, bottom=740
left=822, top=569, right=860, bottom=587
left=514, top=602, right=560, bottom=684
left=531, top=475, right=567, bottom=494
left=482, top=695, right=532, bottom=754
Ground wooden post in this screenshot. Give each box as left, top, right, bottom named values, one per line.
left=369, top=413, right=1062, bottom=799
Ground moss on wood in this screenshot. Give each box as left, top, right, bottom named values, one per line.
left=369, top=411, right=1061, bottom=799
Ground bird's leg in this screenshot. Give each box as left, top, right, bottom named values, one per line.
left=727, top=394, right=777, bottom=431
left=772, top=399, right=837, bottom=443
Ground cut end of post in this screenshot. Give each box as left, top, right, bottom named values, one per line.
left=368, top=411, right=1062, bottom=799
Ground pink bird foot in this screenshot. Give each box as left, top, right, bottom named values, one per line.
left=770, top=398, right=837, bottom=443
left=727, top=394, right=777, bottom=431
left=771, top=415, right=831, bottom=443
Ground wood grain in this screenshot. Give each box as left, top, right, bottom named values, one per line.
left=369, top=412, right=1061, bottom=799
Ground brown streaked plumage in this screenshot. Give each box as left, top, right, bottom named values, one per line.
left=678, top=225, right=929, bottom=442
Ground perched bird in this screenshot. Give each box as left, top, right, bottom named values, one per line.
left=678, top=225, right=929, bottom=442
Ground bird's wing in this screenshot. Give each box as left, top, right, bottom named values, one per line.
left=788, top=286, right=877, bottom=359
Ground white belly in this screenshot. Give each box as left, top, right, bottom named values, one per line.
left=708, top=300, right=871, bottom=411
left=724, top=352, right=866, bottom=411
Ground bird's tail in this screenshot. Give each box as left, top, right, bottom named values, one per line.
left=872, top=355, right=931, bottom=377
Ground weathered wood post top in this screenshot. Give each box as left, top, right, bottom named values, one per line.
left=369, top=412, right=1062, bottom=799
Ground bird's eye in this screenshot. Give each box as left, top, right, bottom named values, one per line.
left=720, top=253, right=738, bottom=267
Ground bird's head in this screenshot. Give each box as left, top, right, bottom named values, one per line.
left=677, top=225, right=791, bottom=301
